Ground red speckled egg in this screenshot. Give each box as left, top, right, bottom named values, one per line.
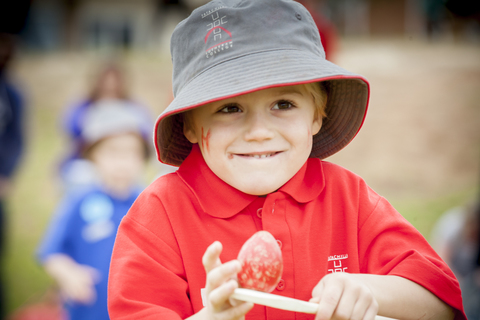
left=237, top=230, right=283, bottom=293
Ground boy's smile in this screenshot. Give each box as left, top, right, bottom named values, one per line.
left=184, top=85, right=322, bottom=195
left=234, top=152, right=279, bottom=159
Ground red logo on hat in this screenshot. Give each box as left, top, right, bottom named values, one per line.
left=205, top=27, right=232, bottom=44
left=204, top=11, right=233, bottom=58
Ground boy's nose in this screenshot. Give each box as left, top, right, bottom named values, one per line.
left=243, top=110, right=275, bottom=142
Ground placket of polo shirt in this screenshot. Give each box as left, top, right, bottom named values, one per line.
left=262, top=192, right=295, bottom=320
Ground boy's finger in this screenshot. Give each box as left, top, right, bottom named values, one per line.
left=332, top=291, right=355, bottom=320
left=310, top=281, right=325, bottom=303
left=208, top=279, right=238, bottom=310
left=202, top=241, right=223, bottom=273
left=362, top=305, right=379, bottom=320
left=350, top=291, right=377, bottom=320
left=309, top=297, right=321, bottom=304
left=217, top=300, right=254, bottom=320
left=206, top=260, right=241, bottom=292
left=315, top=285, right=343, bottom=320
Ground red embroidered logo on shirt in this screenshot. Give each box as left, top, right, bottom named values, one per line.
left=327, top=254, right=348, bottom=273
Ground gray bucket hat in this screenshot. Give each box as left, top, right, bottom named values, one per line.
left=82, top=99, right=152, bottom=151
left=155, top=0, right=370, bottom=166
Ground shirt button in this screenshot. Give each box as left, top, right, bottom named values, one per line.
left=276, top=239, right=282, bottom=249
left=276, top=279, right=285, bottom=291
left=256, top=208, right=263, bottom=218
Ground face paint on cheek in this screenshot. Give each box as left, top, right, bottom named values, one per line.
left=201, top=127, right=211, bottom=153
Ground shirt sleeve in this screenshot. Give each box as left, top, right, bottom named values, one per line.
left=108, top=190, right=194, bottom=320
left=36, top=192, right=79, bottom=262
left=358, top=196, right=467, bottom=320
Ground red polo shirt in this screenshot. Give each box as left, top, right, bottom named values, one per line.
left=108, top=145, right=466, bottom=320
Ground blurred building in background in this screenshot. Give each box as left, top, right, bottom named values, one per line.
left=15, top=0, right=480, bottom=52
left=326, top=0, right=424, bottom=37
left=320, top=0, right=480, bottom=39
left=21, top=0, right=174, bottom=51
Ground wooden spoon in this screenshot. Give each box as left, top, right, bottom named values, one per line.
left=232, top=288, right=396, bottom=320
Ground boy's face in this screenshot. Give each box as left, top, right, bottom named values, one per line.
left=184, top=85, right=322, bottom=195
left=90, top=132, right=146, bottom=195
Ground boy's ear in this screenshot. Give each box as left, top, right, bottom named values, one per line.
left=312, top=117, right=322, bottom=136
left=183, top=119, right=199, bottom=144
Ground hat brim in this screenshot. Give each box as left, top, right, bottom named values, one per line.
left=155, top=49, right=370, bottom=166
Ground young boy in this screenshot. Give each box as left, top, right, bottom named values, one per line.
left=38, top=103, right=151, bottom=320
left=108, top=1, right=467, bottom=319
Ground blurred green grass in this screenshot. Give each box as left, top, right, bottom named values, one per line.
left=3, top=97, right=63, bottom=313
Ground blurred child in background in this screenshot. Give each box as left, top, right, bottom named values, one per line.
left=37, top=102, right=151, bottom=320
left=59, top=62, right=153, bottom=190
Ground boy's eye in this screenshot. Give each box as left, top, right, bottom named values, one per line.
left=272, top=100, right=294, bottom=110
left=219, top=104, right=242, bottom=113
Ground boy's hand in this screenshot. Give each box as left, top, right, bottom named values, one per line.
left=44, top=254, right=99, bottom=305
left=309, top=273, right=378, bottom=320
left=58, top=263, right=99, bottom=304
left=202, top=241, right=254, bottom=320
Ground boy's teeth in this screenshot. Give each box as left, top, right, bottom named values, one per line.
left=251, top=153, right=272, bottom=158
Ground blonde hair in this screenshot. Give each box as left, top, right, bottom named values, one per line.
left=300, top=82, right=328, bottom=121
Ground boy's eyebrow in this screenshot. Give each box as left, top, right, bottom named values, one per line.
left=275, top=87, right=303, bottom=95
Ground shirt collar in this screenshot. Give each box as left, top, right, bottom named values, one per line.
left=177, top=144, right=325, bottom=218
left=278, top=155, right=325, bottom=203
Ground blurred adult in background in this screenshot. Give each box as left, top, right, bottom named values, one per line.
left=455, top=201, right=480, bottom=320
left=59, top=62, right=153, bottom=191
left=0, top=33, right=25, bottom=320
left=431, top=199, right=480, bottom=319
left=64, top=63, right=130, bottom=141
